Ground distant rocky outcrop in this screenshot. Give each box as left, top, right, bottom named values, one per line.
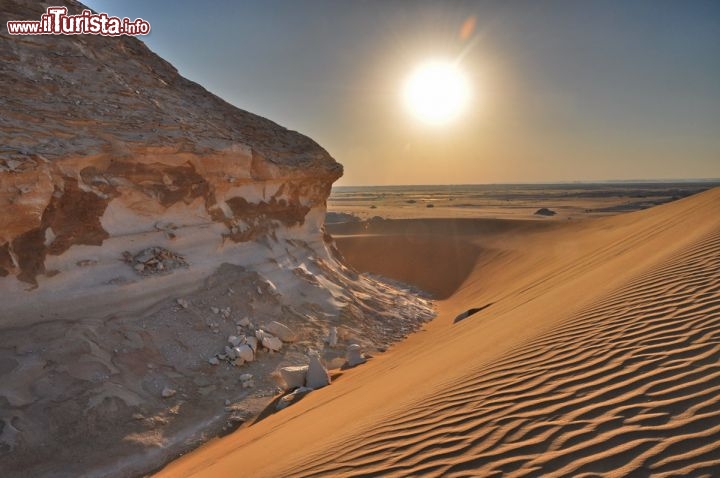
left=0, top=1, right=434, bottom=476
left=325, top=211, right=361, bottom=224
left=534, top=207, right=557, bottom=217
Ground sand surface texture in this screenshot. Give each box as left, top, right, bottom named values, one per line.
left=158, top=187, right=720, bottom=477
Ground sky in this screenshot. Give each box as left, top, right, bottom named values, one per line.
left=84, top=0, right=720, bottom=186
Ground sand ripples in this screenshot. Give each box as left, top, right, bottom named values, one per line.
left=292, top=227, right=720, bottom=477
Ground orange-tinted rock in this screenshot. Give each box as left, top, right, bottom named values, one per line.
left=0, top=0, right=341, bottom=285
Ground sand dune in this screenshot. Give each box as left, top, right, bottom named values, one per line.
left=157, top=187, right=720, bottom=477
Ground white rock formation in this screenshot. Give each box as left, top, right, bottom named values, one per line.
left=234, top=344, right=255, bottom=362
left=346, top=344, right=366, bottom=367
left=326, top=326, right=338, bottom=347
left=306, top=353, right=331, bottom=389
left=265, top=321, right=298, bottom=342
left=245, top=336, right=259, bottom=352
left=279, top=365, right=309, bottom=390
left=276, top=387, right=313, bottom=411
left=262, top=334, right=283, bottom=352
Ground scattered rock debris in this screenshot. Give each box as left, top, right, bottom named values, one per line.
left=124, top=247, right=189, bottom=276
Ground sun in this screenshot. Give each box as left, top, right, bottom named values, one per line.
left=403, top=60, right=470, bottom=125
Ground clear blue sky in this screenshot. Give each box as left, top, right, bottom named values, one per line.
left=84, top=0, right=720, bottom=185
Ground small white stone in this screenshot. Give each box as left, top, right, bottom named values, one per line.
left=161, top=387, right=176, bottom=398
left=208, top=357, right=220, bottom=365
left=261, top=334, right=283, bottom=352
left=211, top=307, right=220, bottom=314
left=225, top=346, right=238, bottom=359
left=239, top=373, right=253, bottom=382
left=234, top=344, right=254, bottom=362
left=176, top=298, right=189, bottom=309
left=245, top=336, right=258, bottom=352
left=265, top=321, right=297, bottom=343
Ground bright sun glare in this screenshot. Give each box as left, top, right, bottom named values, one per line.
left=403, top=60, right=470, bottom=125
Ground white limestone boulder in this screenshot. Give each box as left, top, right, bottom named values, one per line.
left=279, top=365, right=309, bottom=391
left=306, top=353, right=330, bottom=389
left=265, top=321, right=297, bottom=343
left=234, top=344, right=254, bottom=362
left=345, top=343, right=366, bottom=367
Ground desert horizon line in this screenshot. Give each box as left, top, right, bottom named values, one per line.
left=332, top=177, right=720, bottom=189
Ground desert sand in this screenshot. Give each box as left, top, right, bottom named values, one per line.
left=158, top=186, right=720, bottom=477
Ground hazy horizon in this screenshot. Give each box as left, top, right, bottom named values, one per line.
left=331, top=178, right=720, bottom=189
left=85, top=0, right=720, bottom=186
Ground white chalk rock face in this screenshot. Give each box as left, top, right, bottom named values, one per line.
left=265, top=321, right=298, bottom=342
left=279, top=365, right=309, bottom=390
left=306, top=354, right=331, bottom=389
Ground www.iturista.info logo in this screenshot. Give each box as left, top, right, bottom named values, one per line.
left=6, top=6, right=150, bottom=36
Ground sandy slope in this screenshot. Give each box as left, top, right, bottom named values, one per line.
left=157, top=187, right=720, bottom=477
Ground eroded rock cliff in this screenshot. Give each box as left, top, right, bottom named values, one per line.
left=0, top=1, right=433, bottom=476
left=1, top=0, right=340, bottom=294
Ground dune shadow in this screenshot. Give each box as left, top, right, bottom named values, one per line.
left=332, top=234, right=481, bottom=299
left=453, top=303, right=494, bottom=323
